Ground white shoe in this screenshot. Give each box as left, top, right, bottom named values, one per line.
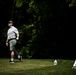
left=18, top=55, right=22, bottom=61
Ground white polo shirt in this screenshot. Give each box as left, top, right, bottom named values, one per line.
left=7, top=26, right=19, bottom=40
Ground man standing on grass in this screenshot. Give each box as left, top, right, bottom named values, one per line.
left=6, top=20, right=22, bottom=63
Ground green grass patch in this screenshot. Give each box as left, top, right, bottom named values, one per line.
left=0, top=58, right=76, bottom=75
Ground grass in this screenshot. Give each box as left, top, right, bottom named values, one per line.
left=0, top=58, right=76, bottom=75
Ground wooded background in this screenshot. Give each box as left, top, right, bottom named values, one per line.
left=0, top=0, right=76, bottom=59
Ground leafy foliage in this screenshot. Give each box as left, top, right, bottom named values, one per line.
left=0, top=0, right=76, bottom=58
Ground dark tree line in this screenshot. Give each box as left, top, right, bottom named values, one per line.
left=0, top=0, right=76, bottom=59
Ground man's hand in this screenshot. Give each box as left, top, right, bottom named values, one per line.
left=6, top=42, right=8, bottom=46
left=16, top=33, right=19, bottom=40
left=16, top=37, right=19, bottom=40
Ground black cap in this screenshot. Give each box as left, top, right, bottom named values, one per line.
left=8, top=20, right=13, bottom=23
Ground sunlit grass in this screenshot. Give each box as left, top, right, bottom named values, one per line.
left=0, top=58, right=76, bottom=75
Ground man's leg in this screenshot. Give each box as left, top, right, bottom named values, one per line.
left=9, top=40, right=16, bottom=62
left=10, top=51, right=14, bottom=61
left=14, top=50, right=18, bottom=55
left=14, top=50, right=20, bottom=58
left=14, top=50, right=22, bottom=61
left=15, top=42, right=22, bottom=61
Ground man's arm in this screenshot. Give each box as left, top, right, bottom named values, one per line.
left=16, top=33, right=19, bottom=40
left=14, top=27, right=19, bottom=40
left=6, top=37, right=8, bottom=46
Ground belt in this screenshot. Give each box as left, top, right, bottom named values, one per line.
left=8, top=38, right=16, bottom=41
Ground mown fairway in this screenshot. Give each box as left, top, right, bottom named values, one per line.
left=0, top=58, right=76, bottom=75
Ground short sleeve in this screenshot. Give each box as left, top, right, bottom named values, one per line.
left=13, top=27, right=19, bottom=34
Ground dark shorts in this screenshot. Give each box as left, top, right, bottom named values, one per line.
left=9, top=39, right=17, bottom=51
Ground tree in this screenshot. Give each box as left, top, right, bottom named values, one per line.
left=0, top=0, right=75, bottom=59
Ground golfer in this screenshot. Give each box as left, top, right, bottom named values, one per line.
left=6, top=20, right=22, bottom=63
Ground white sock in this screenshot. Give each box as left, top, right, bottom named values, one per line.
left=11, top=58, right=14, bottom=61
left=18, top=55, right=20, bottom=59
